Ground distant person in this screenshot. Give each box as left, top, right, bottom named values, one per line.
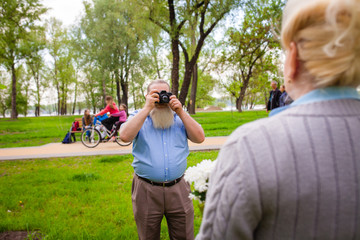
left=82, top=109, right=93, bottom=130
left=110, top=104, right=127, bottom=141
left=279, top=84, right=293, bottom=107
left=266, top=81, right=282, bottom=112
left=197, top=0, right=360, bottom=239
left=82, top=109, right=93, bottom=138
left=95, top=96, right=120, bottom=132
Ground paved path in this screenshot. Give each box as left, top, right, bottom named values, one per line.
left=0, top=137, right=228, bottom=161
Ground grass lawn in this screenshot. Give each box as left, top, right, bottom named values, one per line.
left=0, top=151, right=218, bottom=240
left=0, top=110, right=268, bottom=148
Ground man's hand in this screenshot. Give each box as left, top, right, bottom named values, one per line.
left=169, top=95, right=183, bottom=114
left=144, top=89, right=160, bottom=112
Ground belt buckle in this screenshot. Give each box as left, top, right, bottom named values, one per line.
left=163, top=182, right=165, bottom=187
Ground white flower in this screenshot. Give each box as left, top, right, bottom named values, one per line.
left=185, top=159, right=217, bottom=203
left=7, top=210, right=11, bottom=213
left=185, top=159, right=217, bottom=193
left=189, top=193, right=199, bottom=201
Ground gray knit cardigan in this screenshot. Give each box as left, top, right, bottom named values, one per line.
left=196, top=99, right=360, bottom=240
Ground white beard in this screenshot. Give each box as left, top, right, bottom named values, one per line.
left=150, top=106, right=174, bottom=129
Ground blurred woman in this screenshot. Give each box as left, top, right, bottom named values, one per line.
left=95, top=96, right=120, bottom=132
left=82, top=109, right=92, bottom=129
left=197, top=0, right=360, bottom=239
left=82, top=109, right=93, bottom=138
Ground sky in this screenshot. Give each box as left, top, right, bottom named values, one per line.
left=41, top=0, right=85, bottom=27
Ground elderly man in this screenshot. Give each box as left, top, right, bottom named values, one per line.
left=120, top=79, right=205, bottom=240
left=266, top=81, right=282, bottom=112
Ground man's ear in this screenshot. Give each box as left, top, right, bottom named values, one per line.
left=288, top=42, right=299, bottom=80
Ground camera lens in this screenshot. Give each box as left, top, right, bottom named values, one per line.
left=162, top=95, right=169, bottom=103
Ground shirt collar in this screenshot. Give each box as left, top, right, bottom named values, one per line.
left=270, top=86, right=360, bottom=117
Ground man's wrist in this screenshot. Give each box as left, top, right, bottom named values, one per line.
left=176, top=108, right=186, bottom=118
left=142, top=106, right=153, bottom=115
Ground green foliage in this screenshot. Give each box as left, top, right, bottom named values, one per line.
left=194, top=71, right=216, bottom=108
left=0, top=0, right=47, bottom=119
left=46, top=18, right=77, bottom=115
left=0, top=0, right=47, bottom=69
left=0, top=152, right=218, bottom=239
left=217, top=0, right=284, bottom=111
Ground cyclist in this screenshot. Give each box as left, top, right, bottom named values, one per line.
left=95, top=96, right=120, bottom=132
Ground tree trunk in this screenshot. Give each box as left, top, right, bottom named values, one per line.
left=236, top=97, right=241, bottom=112
left=168, top=0, right=180, bottom=96
left=171, top=39, right=180, bottom=96
left=72, top=81, right=78, bottom=115
left=10, top=64, right=17, bottom=119
left=115, top=70, right=121, bottom=106
left=36, top=79, right=40, bottom=117
left=120, top=79, right=128, bottom=108
left=188, top=63, right=198, bottom=115
left=102, top=74, right=107, bottom=108
left=178, top=63, right=193, bottom=105
left=178, top=36, right=206, bottom=105
left=237, top=77, right=251, bottom=113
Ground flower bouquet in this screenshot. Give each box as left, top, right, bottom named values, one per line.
left=184, top=159, right=217, bottom=213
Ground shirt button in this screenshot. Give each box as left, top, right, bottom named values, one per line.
left=165, top=154, right=168, bottom=157
left=164, top=142, right=166, bottom=145
left=166, top=168, right=168, bottom=170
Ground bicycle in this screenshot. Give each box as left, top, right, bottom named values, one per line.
left=81, top=117, right=132, bottom=148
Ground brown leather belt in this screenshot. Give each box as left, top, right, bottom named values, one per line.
left=137, top=175, right=183, bottom=187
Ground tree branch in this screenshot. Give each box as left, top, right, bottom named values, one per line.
left=178, top=40, right=189, bottom=63
left=149, top=15, right=170, bottom=34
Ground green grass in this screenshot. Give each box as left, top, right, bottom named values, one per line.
left=0, top=111, right=268, bottom=148
left=0, top=151, right=218, bottom=239
left=0, top=115, right=81, bottom=148
left=192, top=110, right=268, bottom=137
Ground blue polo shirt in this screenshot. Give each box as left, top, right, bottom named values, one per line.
left=270, top=87, right=360, bottom=117
left=128, top=110, right=189, bottom=182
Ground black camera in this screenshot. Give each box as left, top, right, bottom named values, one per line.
left=157, top=90, right=173, bottom=104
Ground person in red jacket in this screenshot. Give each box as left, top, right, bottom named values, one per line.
left=95, top=96, right=120, bottom=132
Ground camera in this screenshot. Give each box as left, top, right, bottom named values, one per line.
left=157, top=90, right=173, bottom=104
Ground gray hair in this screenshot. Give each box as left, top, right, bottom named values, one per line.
left=271, top=80, right=278, bottom=85
left=147, top=79, right=170, bottom=93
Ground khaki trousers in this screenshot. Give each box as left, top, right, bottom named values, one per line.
left=132, top=175, right=194, bottom=240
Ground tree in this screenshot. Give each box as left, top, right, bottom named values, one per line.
left=146, top=0, right=242, bottom=107
left=81, top=0, right=146, bottom=109
left=46, top=18, right=66, bottom=115
left=26, top=30, right=47, bottom=117
left=46, top=18, right=77, bottom=115
left=81, top=66, right=102, bottom=114
left=0, top=0, right=47, bottom=119
left=0, top=71, right=10, bottom=117
left=217, top=0, right=283, bottom=112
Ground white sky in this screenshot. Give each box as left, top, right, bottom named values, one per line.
left=41, top=0, right=85, bottom=27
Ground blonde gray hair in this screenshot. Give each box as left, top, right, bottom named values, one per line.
left=281, top=0, right=360, bottom=88
left=147, top=79, right=170, bottom=93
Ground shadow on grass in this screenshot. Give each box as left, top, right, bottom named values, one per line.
left=71, top=173, right=99, bottom=181
left=98, top=155, right=131, bottom=163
